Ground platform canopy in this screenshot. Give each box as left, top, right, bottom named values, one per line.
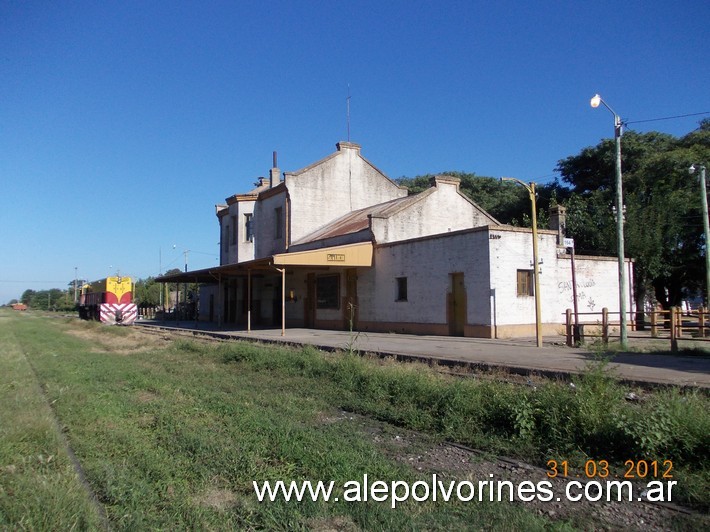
left=155, top=241, right=373, bottom=284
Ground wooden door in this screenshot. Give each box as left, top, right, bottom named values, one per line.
left=448, top=272, right=466, bottom=336
left=305, top=273, right=316, bottom=328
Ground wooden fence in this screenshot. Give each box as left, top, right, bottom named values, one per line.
left=565, top=307, right=710, bottom=351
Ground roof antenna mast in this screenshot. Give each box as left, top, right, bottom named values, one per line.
left=346, top=84, right=351, bottom=142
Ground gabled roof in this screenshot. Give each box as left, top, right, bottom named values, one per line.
left=284, top=141, right=406, bottom=193
left=225, top=178, right=272, bottom=205
left=291, top=190, right=435, bottom=246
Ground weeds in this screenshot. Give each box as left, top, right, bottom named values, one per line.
left=217, top=343, right=709, bottom=508
left=3, top=311, right=708, bottom=528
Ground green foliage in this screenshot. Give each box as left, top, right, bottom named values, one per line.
left=19, top=288, right=76, bottom=311
left=397, top=121, right=710, bottom=310
left=6, top=313, right=557, bottom=530
left=0, top=314, right=105, bottom=529
left=558, top=124, right=710, bottom=308
left=396, top=172, right=565, bottom=227
left=133, top=276, right=162, bottom=307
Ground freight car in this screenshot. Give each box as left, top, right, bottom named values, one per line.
left=78, top=276, right=137, bottom=325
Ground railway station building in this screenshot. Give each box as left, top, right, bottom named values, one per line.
left=159, top=141, right=632, bottom=338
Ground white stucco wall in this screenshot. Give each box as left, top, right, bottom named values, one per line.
left=253, top=189, right=287, bottom=259
left=219, top=199, right=257, bottom=265
left=488, top=226, right=631, bottom=332
left=488, top=228, right=561, bottom=328
left=286, top=143, right=406, bottom=243
left=359, top=229, right=492, bottom=327
left=554, top=255, right=629, bottom=320
left=236, top=200, right=256, bottom=263
left=370, top=178, right=497, bottom=244
left=356, top=226, right=631, bottom=335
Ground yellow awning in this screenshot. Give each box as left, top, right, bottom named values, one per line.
left=273, top=242, right=373, bottom=267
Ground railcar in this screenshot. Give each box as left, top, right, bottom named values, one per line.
left=78, top=276, right=137, bottom=325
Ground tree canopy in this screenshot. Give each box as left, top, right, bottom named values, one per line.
left=556, top=121, right=710, bottom=308
left=397, top=120, right=710, bottom=310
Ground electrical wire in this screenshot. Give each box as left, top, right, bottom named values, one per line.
left=625, top=111, right=710, bottom=126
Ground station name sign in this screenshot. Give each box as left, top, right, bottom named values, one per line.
left=327, top=253, right=346, bottom=262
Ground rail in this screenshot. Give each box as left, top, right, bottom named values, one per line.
left=565, top=307, right=710, bottom=351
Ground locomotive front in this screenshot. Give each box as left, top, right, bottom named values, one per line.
left=78, top=276, right=138, bottom=325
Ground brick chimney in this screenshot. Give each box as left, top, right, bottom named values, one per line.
left=549, top=205, right=567, bottom=245
left=269, top=151, right=280, bottom=188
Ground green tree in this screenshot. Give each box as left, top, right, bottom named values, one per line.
left=20, top=289, right=36, bottom=305
left=133, top=277, right=163, bottom=307
left=396, top=172, right=565, bottom=227
left=556, top=125, right=710, bottom=313
left=26, top=289, right=73, bottom=311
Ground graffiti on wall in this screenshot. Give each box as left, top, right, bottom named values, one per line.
left=558, top=278, right=597, bottom=310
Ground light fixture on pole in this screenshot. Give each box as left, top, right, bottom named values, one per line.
left=501, top=177, right=543, bottom=347
left=689, top=164, right=709, bottom=307
left=590, top=93, right=628, bottom=350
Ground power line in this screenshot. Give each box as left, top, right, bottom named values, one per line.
left=0, top=280, right=67, bottom=284
left=625, top=111, right=710, bottom=126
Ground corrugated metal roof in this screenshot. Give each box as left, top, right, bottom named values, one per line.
left=291, top=192, right=432, bottom=245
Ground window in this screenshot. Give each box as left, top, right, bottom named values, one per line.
left=244, top=213, right=253, bottom=242
left=223, top=224, right=229, bottom=252
left=316, top=274, right=340, bottom=309
left=517, top=270, right=534, bottom=297
left=396, top=277, right=408, bottom=301
left=231, top=215, right=237, bottom=245
left=274, top=207, right=283, bottom=239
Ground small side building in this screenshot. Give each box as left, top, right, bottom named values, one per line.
left=160, top=142, right=632, bottom=338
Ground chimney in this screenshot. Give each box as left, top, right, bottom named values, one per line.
left=270, top=151, right=280, bottom=188
left=549, top=205, right=567, bottom=245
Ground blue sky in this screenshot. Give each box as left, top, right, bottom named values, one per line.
left=1, top=0, right=708, bottom=303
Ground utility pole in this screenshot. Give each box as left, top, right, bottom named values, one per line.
left=591, top=94, right=628, bottom=350
left=690, top=164, right=709, bottom=305
left=501, top=177, right=543, bottom=347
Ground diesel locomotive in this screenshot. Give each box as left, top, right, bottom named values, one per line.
left=78, top=276, right=137, bottom=325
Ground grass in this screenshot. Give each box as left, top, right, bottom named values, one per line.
left=1, top=310, right=708, bottom=529
left=0, top=315, right=104, bottom=530
left=1, top=312, right=556, bottom=530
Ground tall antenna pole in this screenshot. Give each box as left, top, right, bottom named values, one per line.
left=346, top=84, right=351, bottom=142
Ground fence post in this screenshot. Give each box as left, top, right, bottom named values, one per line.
left=700, top=307, right=706, bottom=338
left=566, top=309, right=573, bottom=347
left=677, top=306, right=683, bottom=338
left=602, top=307, right=609, bottom=345
left=650, top=308, right=658, bottom=338
left=670, top=306, right=678, bottom=352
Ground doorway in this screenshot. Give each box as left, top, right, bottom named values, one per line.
left=304, top=273, right=315, bottom=328
left=448, top=272, right=466, bottom=336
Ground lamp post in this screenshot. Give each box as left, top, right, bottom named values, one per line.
left=501, top=177, right=543, bottom=347
left=590, top=94, right=628, bottom=350
left=689, top=164, right=709, bottom=306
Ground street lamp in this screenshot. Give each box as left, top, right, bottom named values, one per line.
left=591, top=93, right=628, bottom=350
left=501, top=177, right=543, bottom=347
left=689, top=164, right=709, bottom=307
